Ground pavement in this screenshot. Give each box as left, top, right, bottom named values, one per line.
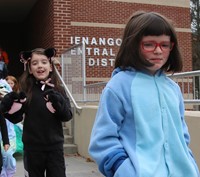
left=14, top=154, right=104, bottom=177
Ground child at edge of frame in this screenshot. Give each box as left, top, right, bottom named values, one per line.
left=88, top=11, right=200, bottom=177
left=0, top=47, right=73, bottom=177
left=0, top=113, right=9, bottom=176
left=0, top=79, right=17, bottom=177
left=5, top=75, right=24, bottom=156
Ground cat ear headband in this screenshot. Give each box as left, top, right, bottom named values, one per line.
left=20, top=48, right=56, bottom=71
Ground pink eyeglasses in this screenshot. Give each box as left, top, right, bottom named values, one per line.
left=141, top=41, right=174, bottom=52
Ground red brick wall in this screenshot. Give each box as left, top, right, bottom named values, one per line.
left=53, top=0, right=71, bottom=54
left=70, top=1, right=192, bottom=78
left=24, top=0, right=54, bottom=49
left=25, top=0, right=192, bottom=78
left=177, top=32, right=192, bottom=71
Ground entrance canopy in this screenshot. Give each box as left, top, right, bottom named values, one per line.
left=0, top=0, right=37, bottom=23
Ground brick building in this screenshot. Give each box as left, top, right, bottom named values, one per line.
left=0, top=0, right=192, bottom=80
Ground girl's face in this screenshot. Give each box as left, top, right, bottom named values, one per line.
left=29, top=53, right=52, bottom=81
left=6, top=79, right=14, bottom=89
left=140, top=35, right=173, bottom=75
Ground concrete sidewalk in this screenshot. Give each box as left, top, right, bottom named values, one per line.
left=14, top=154, right=104, bottom=177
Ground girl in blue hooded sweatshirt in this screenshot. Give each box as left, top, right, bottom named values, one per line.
left=88, top=11, right=200, bottom=177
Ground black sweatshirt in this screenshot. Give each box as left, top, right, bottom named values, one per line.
left=5, top=82, right=72, bottom=151
left=0, top=114, right=9, bottom=146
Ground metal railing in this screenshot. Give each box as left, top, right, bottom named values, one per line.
left=168, top=70, right=200, bottom=104
left=59, top=43, right=200, bottom=110
left=54, top=65, right=82, bottom=113
left=82, top=70, right=200, bottom=105
left=59, top=69, right=200, bottom=112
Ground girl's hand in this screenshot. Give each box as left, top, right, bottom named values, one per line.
left=43, top=89, right=65, bottom=113
left=3, top=144, right=10, bottom=151
left=44, top=89, right=72, bottom=121
left=0, top=91, right=26, bottom=114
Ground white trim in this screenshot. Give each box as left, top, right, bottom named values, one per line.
left=103, top=0, right=189, bottom=8
left=71, top=22, right=191, bottom=33
left=71, top=22, right=124, bottom=28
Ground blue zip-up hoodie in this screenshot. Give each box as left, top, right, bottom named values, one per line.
left=88, top=67, right=199, bottom=177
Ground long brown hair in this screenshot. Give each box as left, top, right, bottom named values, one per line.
left=115, top=11, right=183, bottom=73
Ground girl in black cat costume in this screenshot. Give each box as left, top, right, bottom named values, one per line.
left=0, top=48, right=72, bottom=177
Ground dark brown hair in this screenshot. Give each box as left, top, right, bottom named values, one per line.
left=115, top=11, right=183, bottom=73
left=19, top=48, right=64, bottom=103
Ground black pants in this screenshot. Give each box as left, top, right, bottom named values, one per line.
left=23, top=150, right=66, bottom=177
left=0, top=151, right=2, bottom=174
